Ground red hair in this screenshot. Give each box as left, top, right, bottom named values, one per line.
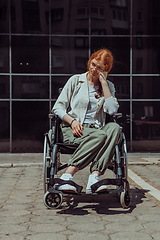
left=87, top=48, right=113, bottom=73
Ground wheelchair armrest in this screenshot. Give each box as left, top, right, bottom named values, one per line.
left=48, top=113, right=58, bottom=119
left=48, top=113, right=62, bottom=143
left=113, top=113, right=122, bottom=119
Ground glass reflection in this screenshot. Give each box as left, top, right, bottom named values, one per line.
left=12, top=101, right=49, bottom=153
left=51, top=0, right=89, bottom=34
left=133, top=77, right=160, bottom=99
left=12, top=36, right=49, bottom=73
left=52, top=76, right=70, bottom=100
left=133, top=37, right=160, bottom=74
left=0, top=0, right=9, bottom=33
left=0, top=36, right=9, bottom=73
left=12, top=76, right=49, bottom=99
left=11, top=0, right=49, bottom=34
left=132, top=101, right=160, bottom=151
left=51, top=37, right=89, bottom=74
left=91, top=0, right=130, bottom=35
left=91, top=37, right=130, bottom=74
left=109, top=76, right=129, bottom=99
left=0, top=76, right=9, bottom=99
left=0, top=102, right=10, bottom=152
left=133, top=0, right=160, bottom=35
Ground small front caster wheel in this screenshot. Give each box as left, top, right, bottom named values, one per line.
left=44, top=191, right=63, bottom=209
left=120, top=190, right=131, bottom=209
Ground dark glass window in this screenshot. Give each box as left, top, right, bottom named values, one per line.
left=52, top=76, right=70, bottom=100
left=0, top=102, right=10, bottom=152
left=12, top=36, right=49, bottom=73
left=11, top=0, right=49, bottom=33
left=110, top=76, right=130, bottom=99
left=51, top=37, right=89, bottom=74
left=51, top=8, right=63, bottom=22
left=133, top=37, right=160, bottom=74
left=0, top=36, right=9, bottom=73
left=12, top=76, right=49, bottom=99
left=133, top=0, right=160, bottom=35
left=132, top=102, right=160, bottom=151
left=51, top=0, right=89, bottom=34
left=0, top=1, right=9, bottom=33
left=133, top=77, right=160, bottom=99
left=0, top=76, right=9, bottom=99
left=12, top=101, right=49, bottom=153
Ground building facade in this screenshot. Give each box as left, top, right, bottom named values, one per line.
left=0, top=0, right=160, bottom=153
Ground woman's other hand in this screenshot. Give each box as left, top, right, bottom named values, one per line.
left=71, top=120, right=83, bottom=137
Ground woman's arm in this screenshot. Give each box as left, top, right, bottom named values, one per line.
left=63, top=114, right=83, bottom=137
left=52, top=75, right=83, bottom=137
left=99, top=72, right=118, bottom=115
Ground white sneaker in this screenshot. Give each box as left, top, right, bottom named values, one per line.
left=57, top=173, right=77, bottom=193
left=86, top=173, right=108, bottom=194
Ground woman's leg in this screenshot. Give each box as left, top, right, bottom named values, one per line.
left=65, top=165, right=79, bottom=176
left=67, top=126, right=107, bottom=170
left=90, top=122, right=121, bottom=175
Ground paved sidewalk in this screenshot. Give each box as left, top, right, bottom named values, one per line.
left=0, top=153, right=160, bottom=240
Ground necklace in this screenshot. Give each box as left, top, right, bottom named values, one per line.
left=87, top=73, right=102, bottom=99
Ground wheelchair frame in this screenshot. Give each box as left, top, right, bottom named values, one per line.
left=43, top=113, right=131, bottom=209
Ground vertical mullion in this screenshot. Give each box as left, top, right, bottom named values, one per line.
left=130, top=0, right=133, bottom=151
left=88, top=0, right=91, bottom=58
left=49, top=0, right=52, bottom=129
left=9, top=0, right=12, bottom=153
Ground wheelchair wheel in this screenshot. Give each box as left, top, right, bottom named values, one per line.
left=43, top=131, right=51, bottom=193
left=120, top=133, right=128, bottom=180
left=44, top=191, right=63, bottom=209
left=120, top=189, right=131, bottom=209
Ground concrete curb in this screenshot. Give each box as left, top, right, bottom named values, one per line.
left=0, top=162, right=159, bottom=168
left=0, top=163, right=43, bottom=168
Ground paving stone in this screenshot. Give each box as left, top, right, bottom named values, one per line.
left=69, top=233, right=110, bottom=240
left=101, top=214, right=136, bottom=222
left=2, top=204, right=33, bottom=212
left=0, top=217, right=31, bottom=225
left=109, top=232, right=153, bottom=240
left=25, top=233, right=67, bottom=240
left=151, top=232, right=160, bottom=240
left=31, top=215, right=66, bottom=224
left=28, top=223, right=66, bottom=233
left=68, top=223, right=105, bottom=233
left=105, top=222, right=144, bottom=232
left=137, top=214, right=160, bottom=222
left=66, top=215, right=101, bottom=223
left=0, top=234, right=25, bottom=240
left=142, top=222, right=160, bottom=232
left=0, top=225, right=27, bottom=234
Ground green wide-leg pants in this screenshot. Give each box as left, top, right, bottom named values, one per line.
left=61, top=122, right=121, bottom=175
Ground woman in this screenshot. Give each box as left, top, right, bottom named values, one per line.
left=52, top=48, right=121, bottom=194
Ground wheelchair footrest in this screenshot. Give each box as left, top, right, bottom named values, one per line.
left=54, top=178, right=83, bottom=194
left=91, top=178, right=122, bottom=193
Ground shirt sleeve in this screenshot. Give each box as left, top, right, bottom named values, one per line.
left=53, top=108, right=66, bottom=120
left=105, top=96, right=118, bottom=115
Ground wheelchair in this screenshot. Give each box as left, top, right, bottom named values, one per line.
left=43, top=112, right=131, bottom=209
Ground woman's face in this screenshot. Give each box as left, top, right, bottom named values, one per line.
left=89, top=59, right=105, bottom=78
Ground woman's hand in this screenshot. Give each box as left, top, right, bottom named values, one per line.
left=99, top=71, right=108, bottom=84
left=98, top=71, right=112, bottom=99
left=71, top=120, right=83, bottom=137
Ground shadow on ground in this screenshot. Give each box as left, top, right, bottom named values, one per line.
left=54, top=187, right=147, bottom=215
